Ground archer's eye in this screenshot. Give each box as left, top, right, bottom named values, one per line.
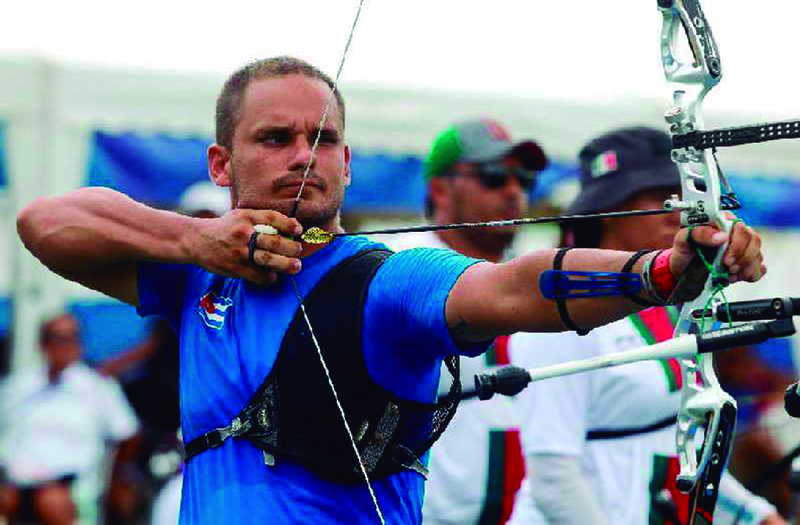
left=260, top=130, right=291, bottom=145
left=317, top=130, right=340, bottom=145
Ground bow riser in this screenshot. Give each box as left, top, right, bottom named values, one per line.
left=659, top=1, right=737, bottom=519
left=674, top=358, right=736, bottom=492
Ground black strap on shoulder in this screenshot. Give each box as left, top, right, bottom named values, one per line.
left=586, top=414, right=677, bottom=440
left=622, top=249, right=656, bottom=307
left=184, top=248, right=394, bottom=464
left=553, top=248, right=589, bottom=336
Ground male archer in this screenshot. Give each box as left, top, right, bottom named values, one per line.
left=16, top=56, right=766, bottom=524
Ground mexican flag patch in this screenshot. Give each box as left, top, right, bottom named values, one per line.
left=591, top=150, right=618, bottom=178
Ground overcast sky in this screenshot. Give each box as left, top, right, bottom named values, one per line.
left=2, top=1, right=799, bottom=118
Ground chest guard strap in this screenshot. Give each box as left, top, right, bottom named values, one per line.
left=184, top=248, right=462, bottom=483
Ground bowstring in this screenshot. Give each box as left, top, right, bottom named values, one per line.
left=286, top=1, right=386, bottom=523
left=290, top=0, right=367, bottom=217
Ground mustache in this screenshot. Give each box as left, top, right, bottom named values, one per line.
left=273, top=172, right=327, bottom=192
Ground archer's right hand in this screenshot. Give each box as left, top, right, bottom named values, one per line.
left=189, top=209, right=303, bottom=285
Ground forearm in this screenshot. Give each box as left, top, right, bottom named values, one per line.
left=527, top=453, right=607, bottom=525
left=512, top=247, right=652, bottom=331
left=450, top=247, right=652, bottom=337
left=19, top=189, right=304, bottom=302
left=17, top=187, right=195, bottom=276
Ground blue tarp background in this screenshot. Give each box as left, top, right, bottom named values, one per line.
left=0, top=298, right=10, bottom=340
left=68, top=301, right=153, bottom=365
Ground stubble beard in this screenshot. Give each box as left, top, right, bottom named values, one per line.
left=232, top=174, right=345, bottom=230
left=451, top=190, right=518, bottom=256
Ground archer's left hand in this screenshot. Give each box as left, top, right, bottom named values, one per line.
left=669, top=220, right=765, bottom=283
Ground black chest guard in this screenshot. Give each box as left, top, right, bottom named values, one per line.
left=184, top=248, right=462, bottom=483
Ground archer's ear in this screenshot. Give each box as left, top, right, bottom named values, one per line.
left=208, top=144, right=233, bottom=187
left=428, top=177, right=450, bottom=213
left=342, top=144, right=352, bottom=187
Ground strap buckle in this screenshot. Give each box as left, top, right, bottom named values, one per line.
left=206, top=416, right=245, bottom=449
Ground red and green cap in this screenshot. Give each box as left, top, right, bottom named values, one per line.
left=423, top=119, right=548, bottom=180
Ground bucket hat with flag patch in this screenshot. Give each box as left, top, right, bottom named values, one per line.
left=567, top=126, right=680, bottom=215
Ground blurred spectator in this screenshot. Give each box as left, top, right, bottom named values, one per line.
left=95, top=317, right=177, bottom=525
left=148, top=462, right=181, bottom=525
left=0, top=312, right=139, bottom=525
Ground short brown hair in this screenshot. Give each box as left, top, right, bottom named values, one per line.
left=215, top=56, right=346, bottom=150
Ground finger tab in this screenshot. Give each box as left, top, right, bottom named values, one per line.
left=254, top=224, right=278, bottom=235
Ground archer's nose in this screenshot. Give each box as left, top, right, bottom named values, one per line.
left=289, top=136, right=315, bottom=171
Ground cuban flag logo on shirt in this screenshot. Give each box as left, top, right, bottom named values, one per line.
left=198, top=292, right=233, bottom=330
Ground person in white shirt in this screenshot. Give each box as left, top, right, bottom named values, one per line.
left=507, top=127, right=784, bottom=525
left=0, top=312, right=139, bottom=525
left=384, top=118, right=548, bottom=525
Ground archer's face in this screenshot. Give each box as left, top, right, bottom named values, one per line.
left=41, top=315, right=82, bottom=373
left=217, top=74, right=351, bottom=229
left=443, top=157, right=529, bottom=237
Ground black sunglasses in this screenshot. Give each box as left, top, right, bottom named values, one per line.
left=472, top=162, right=538, bottom=191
